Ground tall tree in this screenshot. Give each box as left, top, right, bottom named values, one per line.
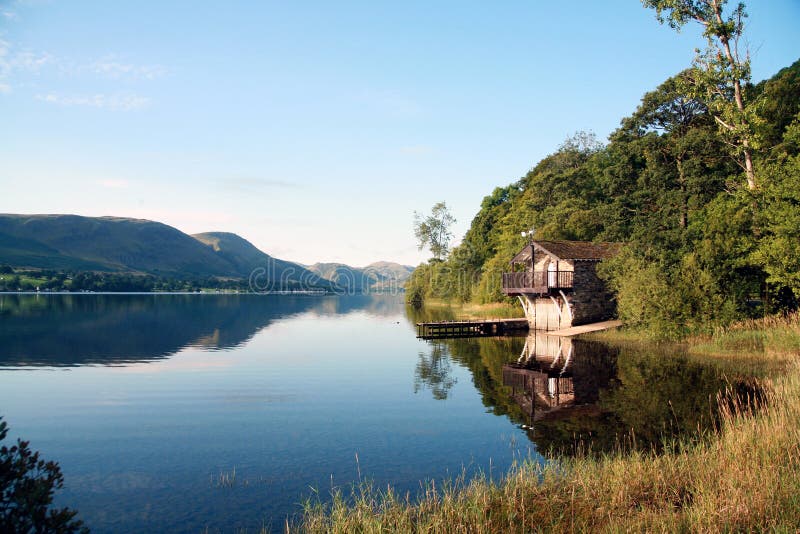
left=414, top=202, right=456, bottom=261
left=642, top=0, right=758, bottom=189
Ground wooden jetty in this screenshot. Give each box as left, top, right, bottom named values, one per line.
left=416, top=318, right=528, bottom=339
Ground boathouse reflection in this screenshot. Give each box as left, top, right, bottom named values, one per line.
left=502, top=333, right=616, bottom=424
left=408, top=305, right=765, bottom=457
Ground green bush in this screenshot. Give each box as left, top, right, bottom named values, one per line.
left=0, top=418, right=87, bottom=533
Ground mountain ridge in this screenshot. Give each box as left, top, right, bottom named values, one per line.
left=0, top=214, right=411, bottom=291
left=305, top=261, right=413, bottom=292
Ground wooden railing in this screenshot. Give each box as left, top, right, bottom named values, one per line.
left=502, top=271, right=573, bottom=294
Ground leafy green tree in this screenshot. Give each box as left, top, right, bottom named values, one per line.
left=413, top=202, right=456, bottom=261
left=754, top=61, right=800, bottom=156
left=752, top=116, right=800, bottom=300
left=642, top=0, right=759, bottom=189
left=0, top=418, right=87, bottom=533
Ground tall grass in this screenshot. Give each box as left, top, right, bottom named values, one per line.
left=290, top=314, right=800, bottom=532
left=690, top=312, right=800, bottom=356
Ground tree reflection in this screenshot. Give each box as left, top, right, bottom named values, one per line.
left=407, top=316, right=766, bottom=459
left=414, top=342, right=457, bottom=400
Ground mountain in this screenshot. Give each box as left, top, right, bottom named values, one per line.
left=192, top=232, right=312, bottom=282
left=0, top=214, right=331, bottom=289
left=306, top=261, right=413, bottom=292
left=364, top=261, right=415, bottom=284
left=0, top=214, right=235, bottom=276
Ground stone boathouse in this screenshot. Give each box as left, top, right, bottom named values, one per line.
left=502, top=240, right=622, bottom=331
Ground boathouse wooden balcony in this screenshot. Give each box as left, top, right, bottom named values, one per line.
left=501, top=270, right=573, bottom=296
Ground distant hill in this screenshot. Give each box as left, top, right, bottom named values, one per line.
left=192, top=232, right=313, bottom=282
left=364, top=261, right=415, bottom=286
left=0, top=214, right=332, bottom=289
left=306, top=261, right=413, bottom=292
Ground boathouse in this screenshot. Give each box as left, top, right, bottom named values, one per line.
left=502, top=240, right=621, bottom=331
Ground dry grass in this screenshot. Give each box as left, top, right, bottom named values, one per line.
left=290, top=314, right=800, bottom=533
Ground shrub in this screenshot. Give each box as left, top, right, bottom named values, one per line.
left=0, top=417, right=87, bottom=533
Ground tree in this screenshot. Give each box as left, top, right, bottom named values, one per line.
left=413, top=201, right=456, bottom=261
left=615, top=71, right=728, bottom=233
left=642, top=0, right=759, bottom=189
left=752, top=116, right=800, bottom=302
left=0, top=418, right=87, bottom=533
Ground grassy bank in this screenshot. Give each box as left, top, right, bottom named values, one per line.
left=291, top=314, right=800, bottom=532
left=417, top=298, right=522, bottom=320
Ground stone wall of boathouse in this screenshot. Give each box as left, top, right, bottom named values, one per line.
left=568, top=262, right=616, bottom=326
left=521, top=261, right=616, bottom=331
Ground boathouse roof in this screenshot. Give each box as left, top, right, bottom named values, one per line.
left=510, top=240, right=622, bottom=264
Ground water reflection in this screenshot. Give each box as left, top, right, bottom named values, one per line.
left=0, top=293, right=403, bottom=367
left=502, top=334, right=615, bottom=424
left=414, top=344, right=458, bottom=400
left=413, top=326, right=763, bottom=458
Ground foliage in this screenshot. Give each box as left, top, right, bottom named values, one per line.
left=752, top=116, right=800, bottom=298
left=0, top=418, right=87, bottom=533
left=642, top=0, right=759, bottom=189
left=413, top=202, right=456, bottom=261
left=599, top=246, right=737, bottom=339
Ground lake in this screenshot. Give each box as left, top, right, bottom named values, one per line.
left=0, top=294, right=755, bottom=532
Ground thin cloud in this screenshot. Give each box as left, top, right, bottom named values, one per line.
left=0, top=39, right=54, bottom=92
left=89, top=57, right=167, bottom=80
left=14, top=50, right=52, bottom=71
left=36, top=92, right=151, bottom=111
left=0, top=37, right=165, bottom=99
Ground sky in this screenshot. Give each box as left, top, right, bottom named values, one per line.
left=1, top=1, right=798, bottom=267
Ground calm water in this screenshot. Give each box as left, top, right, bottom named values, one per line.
left=0, top=294, right=754, bottom=532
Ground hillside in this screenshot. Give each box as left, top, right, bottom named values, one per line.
left=364, top=261, right=415, bottom=284
left=0, top=214, right=331, bottom=288
left=306, top=261, right=413, bottom=292
left=0, top=214, right=237, bottom=276
left=192, top=232, right=317, bottom=282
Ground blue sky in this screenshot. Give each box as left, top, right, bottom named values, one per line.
left=1, top=1, right=798, bottom=266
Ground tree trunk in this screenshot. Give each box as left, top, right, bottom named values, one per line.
left=712, top=0, right=756, bottom=189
